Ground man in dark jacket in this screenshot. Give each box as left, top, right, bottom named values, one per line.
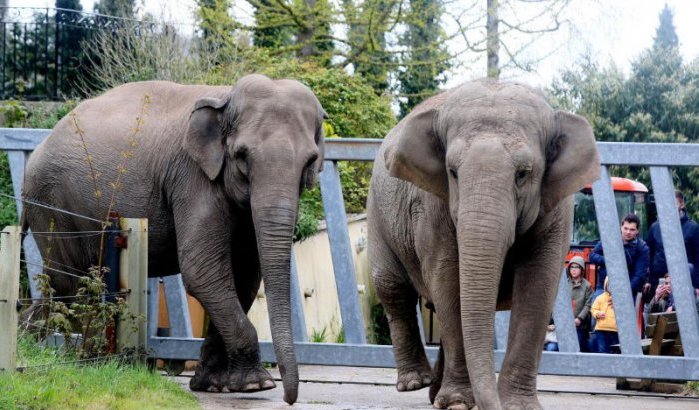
left=590, top=213, right=650, bottom=297
left=644, top=191, right=699, bottom=298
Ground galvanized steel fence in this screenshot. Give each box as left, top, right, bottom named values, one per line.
left=2, top=127, right=699, bottom=381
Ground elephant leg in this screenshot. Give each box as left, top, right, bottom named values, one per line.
left=179, top=227, right=274, bottom=393
left=497, top=215, right=569, bottom=409
left=372, top=242, right=432, bottom=392
left=189, top=323, right=229, bottom=392
left=430, top=271, right=474, bottom=410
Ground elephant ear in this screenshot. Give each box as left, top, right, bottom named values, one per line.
left=184, top=97, right=229, bottom=181
left=383, top=107, right=448, bottom=200
left=541, top=111, right=601, bottom=213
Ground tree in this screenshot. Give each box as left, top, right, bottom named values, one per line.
left=653, top=3, right=678, bottom=50
left=397, top=0, right=450, bottom=116
left=93, top=0, right=136, bottom=19
left=55, top=0, right=89, bottom=97
left=252, top=0, right=294, bottom=49
left=449, top=0, right=574, bottom=79
left=549, top=5, right=699, bottom=219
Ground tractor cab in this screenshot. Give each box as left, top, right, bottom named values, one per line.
left=567, top=177, right=653, bottom=289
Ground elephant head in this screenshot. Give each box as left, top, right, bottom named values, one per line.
left=384, top=80, right=600, bottom=406
left=183, top=74, right=327, bottom=404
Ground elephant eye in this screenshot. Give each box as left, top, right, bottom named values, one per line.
left=449, top=168, right=458, bottom=180
left=516, top=169, right=529, bottom=186
left=234, top=149, right=249, bottom=176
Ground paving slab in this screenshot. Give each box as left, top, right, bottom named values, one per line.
left=170, top=365, right=699, bottom=409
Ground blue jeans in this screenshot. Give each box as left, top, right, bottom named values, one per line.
left=544, top=342, right=559, bottom=351
left=576, top=328, right=590, bottom=353
left=590, top=330, right=619, bottom=353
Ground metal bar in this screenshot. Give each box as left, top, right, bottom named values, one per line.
left=290, top=248, right=308, bottom=342
left=7, top=150, right=25, bottom=217
left=319, top=160, right=366, bottom=344
left=162, top=274, right=193, bottom=338
left=147, top=277, right=160, bottom=339
left=494, top=311, right=510, bottom=350
left=649, top=167, right=699, bottom=357
left=591, top=166, right=643, bottom=355
left=22, top=232, right=43, bottom=300
left=147, top=337, right=699, bottom=381
left=0, top=128, right=51, bottom=150
left=324, top=138, right=381, bottom=161
left=597, top=142, right=699, bottom=166
left=552, top=268, right=579, bottom=353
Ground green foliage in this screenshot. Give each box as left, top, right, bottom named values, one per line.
left=397, top=0, right=450, bottom=117
left=310, top=327, right=328, bottom=343
left=93, top=0, right=136, bottom=18
left=334, top=327, right=345, bottom=344
left=2, top=336, right=198, bottom=409
left=549, top=7, right=699, bottom=221
left=34, top=266, right=144, bottom=359
left=369, top=303, right=391, bottom=345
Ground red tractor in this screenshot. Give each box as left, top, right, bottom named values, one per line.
left=567, top=177, right=654, bottom=289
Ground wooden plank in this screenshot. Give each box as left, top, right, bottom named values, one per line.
left=0, top=226, right=21, bottom=372
left=117, top=218, right=148, bottom=353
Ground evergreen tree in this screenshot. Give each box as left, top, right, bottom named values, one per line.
left=397, top=0, right=449, bottom=116
left=549, top=5, right=699, bottom=219
left=93, top=0, right=136, bottom=19
left=55, top=0, right=88, bottom=97
left=653, top=3, right=678, bottom=50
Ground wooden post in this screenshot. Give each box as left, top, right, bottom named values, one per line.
left=0, top=226, right=21, bottom=372
left=116, top=218, right=148, bottom=354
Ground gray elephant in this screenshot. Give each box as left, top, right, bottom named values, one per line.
left=23, top=74, right=327, bottom=404
left=367, top=79, right=600, bottom=409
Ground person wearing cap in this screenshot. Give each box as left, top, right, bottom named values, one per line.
left=567, top=256, right=593, bottom=352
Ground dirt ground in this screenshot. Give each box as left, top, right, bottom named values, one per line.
left=170, top=365, right=699, bottom=409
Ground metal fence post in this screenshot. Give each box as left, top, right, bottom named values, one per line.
left=0, top=226, right=21, bottom=372
left=649, top=166, right=699, bottom=357
left=592, top=167, right=643, bottom=355
left=319, top=160, right=366, bottom=344
left=552, top=269, right=580, bottom=353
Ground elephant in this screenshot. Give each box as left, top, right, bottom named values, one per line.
left=367, top=79, right=600, bottom=409
left=22, top=74, right=327, bottom=404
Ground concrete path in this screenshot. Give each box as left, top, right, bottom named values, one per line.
left=171, top=365, right=699, bottom=409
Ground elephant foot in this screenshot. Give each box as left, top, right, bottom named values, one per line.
left=396, top=365, right=433, bottom=391
left=226, top=365, right=277, bottom=392
left=190, top=365, right=229, bottom=393
left=432, top=383, right=475, bottom=410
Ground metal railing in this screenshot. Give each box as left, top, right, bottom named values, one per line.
left=2, top=127, right=698, bottom=380
left=0, top=7, right=156, bottom=100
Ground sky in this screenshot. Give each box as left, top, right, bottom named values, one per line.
left=9, top=0, right=699, bottom=87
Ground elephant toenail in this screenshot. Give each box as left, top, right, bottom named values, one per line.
left=244, top=383, right=260, bottom=391
left=397, top=383, right=406, bottom=391
left=262, top=380, right=276, bottom=388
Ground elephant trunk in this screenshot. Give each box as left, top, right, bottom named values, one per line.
left=252, top=189, right=300, bottom=405
left=457, top=180, right=516, bottom=409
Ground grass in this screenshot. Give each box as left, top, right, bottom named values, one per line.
left=0, top=335, right=199, bottom=409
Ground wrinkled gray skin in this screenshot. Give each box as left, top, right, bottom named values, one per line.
left=367, top=80, right=600, bottom=410
left=23, top=74, right=327, bottom=404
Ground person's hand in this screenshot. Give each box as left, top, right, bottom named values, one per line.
left=655, top=285, right=668, bottom=300
left=666, top=306, right=674, bottom=313
left=643, top=283, right=651, bottom=293
left=597, top=313, right=606, bottom=319
left=574, top=318, right=581, bottom=327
